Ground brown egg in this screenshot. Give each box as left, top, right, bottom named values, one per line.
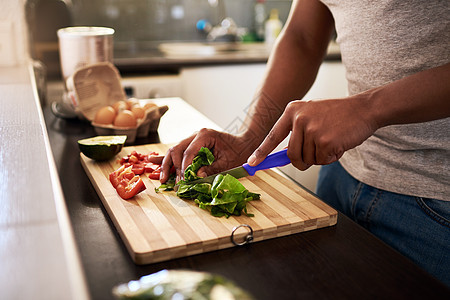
left=113, top=110, right=137, bottom=128
left=112, top=100, right=128, bottom=113
left=131, top=106, right=145, bottom=119
left=144, top=102, right=157, bottom=110
left=127, top=98, right=140, bottom=109
left=94, top=106, right=116, bottom=125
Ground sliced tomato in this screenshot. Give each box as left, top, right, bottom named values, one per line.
left=109, top=165, right=146, bottom=199
left=110, top=165, right=133, bottom=188
left=115, top=149, right=167, bottom=183
left=116, top=176, right=146, bottom=200
left=119, top=151, right=165, bottom=173
left=148, top=170, right=161, bottom=180
left=129, top=154, right=139, bottom=164
left=121, top=162, right=131, bottom=168
left=119, top=155, right=130, bottom=164
left=144, top=162, right=160, bottom=173
left=131, top=163, right=145, bottom=175
left=148, top=164, right=161, bottom=180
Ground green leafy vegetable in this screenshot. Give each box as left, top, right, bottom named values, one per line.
left=196, top=174, right=259, bottom=217
left=184, top=147, right=215, bottom=182
left=156, top=147, right=260, bottom=218
left=155, top=173, right=176, bottom=191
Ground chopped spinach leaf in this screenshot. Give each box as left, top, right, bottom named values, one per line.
left=156, top=147, right=259, bottom=217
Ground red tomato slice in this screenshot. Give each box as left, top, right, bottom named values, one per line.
left=144, top=163, right=160, bottom=173
left=129, top=154, right=139, bottom=164
left=132, top=167, right=144, bottom=175
left=148, top=170, right=161, bottom=180
left=132, top=163, right=145, bottom=175
left=113, top=150, right=164, bottom=192
left=116, top=176, right=146, bottom=200
left=120, top=151, right=157, bottom=166
left=110, top=165, right=133, bottom=188
left=109, top=165, right=146, bottom=199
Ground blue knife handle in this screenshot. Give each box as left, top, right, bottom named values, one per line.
left=242, top=148, right=291, bottom=176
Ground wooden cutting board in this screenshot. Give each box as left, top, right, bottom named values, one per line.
left=81, top=143, right=337, bottom=265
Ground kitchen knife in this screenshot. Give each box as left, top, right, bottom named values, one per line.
left=185, top=148, right=291, bottom=185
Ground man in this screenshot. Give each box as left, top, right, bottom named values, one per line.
left=158, top=0, right=450, bottom=285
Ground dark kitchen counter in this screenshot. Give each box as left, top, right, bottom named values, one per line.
left=42, top=96, right=449, bottom=299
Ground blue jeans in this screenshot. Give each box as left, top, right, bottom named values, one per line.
left=316, top=161, right=450, bottom=287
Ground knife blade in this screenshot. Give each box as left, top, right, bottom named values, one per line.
left=184, top=148, right=291, bottom=185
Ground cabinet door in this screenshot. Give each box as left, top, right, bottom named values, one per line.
left=181, top=64, right=267, bottom=130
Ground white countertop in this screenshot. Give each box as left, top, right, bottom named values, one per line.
left=0, top=64, right=89, bottom=299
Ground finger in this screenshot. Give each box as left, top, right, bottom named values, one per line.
left=160, top=150, right=173, bottom=183
left=314, top=133, right=345, bottom=165
left=248, top=114, right=291, bottom=166
left=302, top=129, right=316, bottom=166
left=160, top=136, right=195, bottom=183
left=171, top=150, right=184, bottom=183
left=196, top=161, right=226, bottom=178
left=180, top=129, right=216, bottom=178
left=321, top=150, right=344, bottom=165
left=287, top=127, right=311, bottom=171
left=161, top=148, right=183, bottom=183
left=197, top=167, right=208, bottom=178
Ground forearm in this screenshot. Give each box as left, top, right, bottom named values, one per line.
left=240, top=0, right=335, bottom=150
left=366, top=62, right=450, bottom=128
left=240, top=37, right=325, bottom=144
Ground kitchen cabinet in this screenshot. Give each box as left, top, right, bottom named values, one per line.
left=180, top=64, right=267, bottom=129
left=180, top=61, right=348, bottom=191
left=121, top=74, right=183, bottom=99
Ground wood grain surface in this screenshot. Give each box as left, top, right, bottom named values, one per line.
left=81, top=143, right=338, bottom=264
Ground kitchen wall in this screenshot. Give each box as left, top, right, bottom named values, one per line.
left=70, top=0, right=293, bottom=46
left=23, top=0, right=292, bottom=77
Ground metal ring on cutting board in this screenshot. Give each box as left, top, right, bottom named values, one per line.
left=231, top=224, right=254, bottom=246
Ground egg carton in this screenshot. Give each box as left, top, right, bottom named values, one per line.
left=66, top=62, right=168, bottom=144
left=92, top=104, right=168, bottom=143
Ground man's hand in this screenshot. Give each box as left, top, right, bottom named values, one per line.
left=248, top=97, right=378, bottom=170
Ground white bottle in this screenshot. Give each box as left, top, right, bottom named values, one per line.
left=265, top=9, right=282, bottom=45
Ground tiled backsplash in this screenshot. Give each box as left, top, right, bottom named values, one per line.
left=70, top=0, right=292, bottom=45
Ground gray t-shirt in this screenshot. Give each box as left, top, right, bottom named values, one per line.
left=320, top=0, right=450, bottom=200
